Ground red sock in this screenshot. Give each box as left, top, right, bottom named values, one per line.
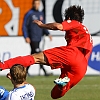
left=0, top=55, right=35, bottom=70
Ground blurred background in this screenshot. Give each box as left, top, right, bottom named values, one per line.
left=0, top=0, right=100, bottom=76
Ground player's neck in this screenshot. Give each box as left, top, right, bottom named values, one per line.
left=14, top=82, right=25, bottom=88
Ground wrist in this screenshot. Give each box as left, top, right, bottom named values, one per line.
left=40, top=23, right=45, bottom=28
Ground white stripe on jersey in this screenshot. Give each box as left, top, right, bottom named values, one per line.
left=6, top=84, right=35, bottom=100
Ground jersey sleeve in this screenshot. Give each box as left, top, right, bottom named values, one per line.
left=22, top=11, right=32, bottom=39
left=29, top=84, right=35, bottom=96
left=6, top=93, right=20, bottom=100
left=62, top=20, right=72, bottom=31
left=62, top=20, right=80, bottom=31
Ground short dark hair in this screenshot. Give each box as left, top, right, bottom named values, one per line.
left=32, top=0, right=40, bottom=4
left=64, top=5, right=84, bottom=23
left=10, top=64, right=27, bottom=84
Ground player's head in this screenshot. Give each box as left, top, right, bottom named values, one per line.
left=32, top=0, right=40, bottom=10
left=0, top=86, right=9, bottom=100
left=7, top=64, right=27, bottom=85
left=64, top=5, right=84, bottom=23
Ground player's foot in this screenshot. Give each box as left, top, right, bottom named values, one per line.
left=54, top=76, right=70, bottom=87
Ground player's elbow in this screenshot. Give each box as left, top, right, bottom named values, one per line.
left=54, top=23, right=63, bottom=31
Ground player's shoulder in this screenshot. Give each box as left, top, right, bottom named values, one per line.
left=38, top=10, right=44, bottom=15
left=7, top=90, right=19, bottom=100
left=24, top=9, right=34, bottom=17
left=70, top=20, right=81, bottom=25
left=8, top=89, right=17, bottom=96
left=25, top=84, right=35, bottom=92
left=62, top=20, right=80, bottom=25
left=62, top=20, right=81, bottom=30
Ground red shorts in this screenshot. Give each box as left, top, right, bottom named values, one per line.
left=43, top=46, right=91, bottom=99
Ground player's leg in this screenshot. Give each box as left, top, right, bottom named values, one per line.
left=0, top=46, right=64, bottom=70
left=30, top=41, right=48, bottom=75
left=51, top=65, right=87, bottom=99
left=51, top=47, right=88, bottom=99
left=51, top=84, right=69, bottom=99
left=27, top=41, right=41, bottom=75
left=0, top=51, right=49, bottom=70
left=51, top=71, right=72, bottom=99
left=32, top=52, right=50, bottom=65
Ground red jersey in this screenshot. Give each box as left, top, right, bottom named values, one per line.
left=62, top=20, right=93, bottom=51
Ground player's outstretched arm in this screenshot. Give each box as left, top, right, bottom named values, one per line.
left=33, top=20, right=63, bottom=31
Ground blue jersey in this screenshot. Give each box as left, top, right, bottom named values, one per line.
left=22, top=9, right=50, bottom=42
left=0, top=86, right=9, bottom=100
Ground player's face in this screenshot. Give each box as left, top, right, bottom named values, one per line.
left=33, top=1, right=40, bottom=10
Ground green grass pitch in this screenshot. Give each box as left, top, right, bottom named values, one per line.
left=0, top=75, right=100, bottom=100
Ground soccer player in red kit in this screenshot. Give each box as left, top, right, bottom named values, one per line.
left=0, top=5, right=93, bottom=99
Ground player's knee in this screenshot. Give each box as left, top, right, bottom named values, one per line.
left=32, top=52, right=45, bottom=64
left=77, top=69, right=86, bottom=79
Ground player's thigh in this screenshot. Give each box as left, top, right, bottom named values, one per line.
left=60, top=51, right=87, bottom=88
left=43, top=46, right=77, bottom=69
left=71, top=58, right=87, bottom=86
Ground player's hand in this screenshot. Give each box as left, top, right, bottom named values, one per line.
left=33, top=20, right=43, bottom=26
left=48, top=35, right=52, bottom=41
left=25, top=37, right=31, bottom=43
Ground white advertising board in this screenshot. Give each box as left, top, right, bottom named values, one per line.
left=46, top=0, right=100, bottom=35
left=0, top=36, right=100, bottom=75
left=0, top=37, right=61, bottom=76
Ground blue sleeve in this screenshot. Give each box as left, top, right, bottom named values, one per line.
left=22, top=11, right=32, bottom=38
left=43, top=29, right=50, bottom=36
left=0, top=86, right=9, bottom=100
left=41, top=11, right=45, bottom=23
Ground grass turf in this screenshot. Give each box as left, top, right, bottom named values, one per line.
left=0, top=75, right=100, bottom=100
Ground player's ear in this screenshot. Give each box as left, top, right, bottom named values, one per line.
left=6, top=73, right=12, bottom=80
